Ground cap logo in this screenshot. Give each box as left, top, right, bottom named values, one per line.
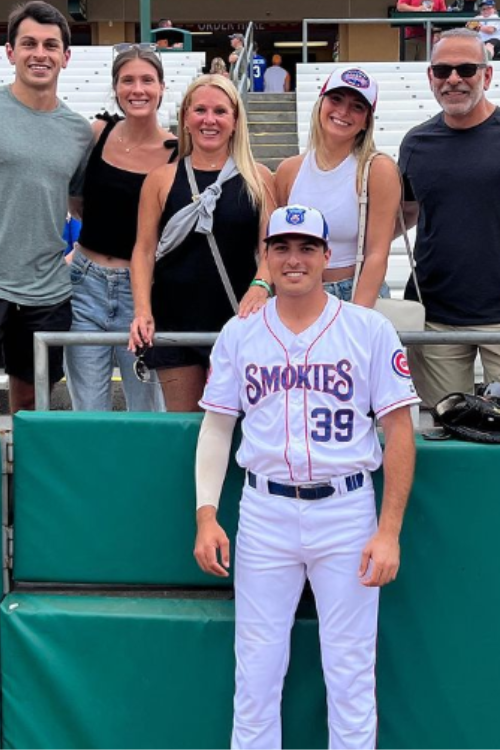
left=341, top=69, right=370, bottom=90
left=285, top=207, right=306, bottom=226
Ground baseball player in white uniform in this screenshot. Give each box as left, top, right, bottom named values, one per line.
left=194, top=205, right=419, bottom=750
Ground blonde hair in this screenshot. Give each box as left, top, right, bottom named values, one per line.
left=308, top=94, right=377, bottom=193
left=178, top=74, right=265, bottom=208
left=209, top=57, right=228, bottom=75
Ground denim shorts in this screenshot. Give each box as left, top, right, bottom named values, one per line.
left=323, top=278, right=391, bottom=302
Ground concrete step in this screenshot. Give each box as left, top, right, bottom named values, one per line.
left=248, top=112, right=296, bottom=124
left=0, top=375, right=127, bottom=414
left=250, top=132, right=298, bottom=144
left=249, top=122, right=298, bottom=134
left=248, top=101, right=296, bottom=112
left=247, top=93, right=296, bottom=103
left=251, top=144, right=299, bottom=159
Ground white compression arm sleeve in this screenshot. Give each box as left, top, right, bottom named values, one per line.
left=196, top=411, right=238, bottom=510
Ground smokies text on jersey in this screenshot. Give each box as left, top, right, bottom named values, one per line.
left=245, top=360, right=354, bottom=406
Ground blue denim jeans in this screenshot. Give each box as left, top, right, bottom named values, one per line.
left=64, top=249, right=165, bottom=412
left=323, top=278, right=391, bottom=302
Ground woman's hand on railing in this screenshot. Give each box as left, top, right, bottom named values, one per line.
left=129, top=315, right=155, bottom=352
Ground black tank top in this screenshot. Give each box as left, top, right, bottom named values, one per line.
left=78, top=119, right=177, bottom=261
left=152, top=158, right=260, bottom=333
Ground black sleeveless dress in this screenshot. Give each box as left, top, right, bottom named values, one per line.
left=149, top=158, right=260, bottom=369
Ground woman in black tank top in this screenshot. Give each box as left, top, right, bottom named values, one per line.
left=64, top=47, right=177, bottom=413
left=129, top=74, right=276, bottom=412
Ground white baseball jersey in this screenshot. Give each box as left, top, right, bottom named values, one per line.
left=200, top=295, right=420, bottom=482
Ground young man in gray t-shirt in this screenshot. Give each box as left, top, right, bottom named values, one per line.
left=0, top=1, right=93, bottom=413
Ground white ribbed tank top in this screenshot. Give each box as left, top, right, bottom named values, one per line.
left=289, top=150, right=359, bottom=270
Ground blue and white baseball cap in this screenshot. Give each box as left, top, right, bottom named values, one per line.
left=320, top=66, right=378, bottom=110
left=265, top=205, right=329, bottom=244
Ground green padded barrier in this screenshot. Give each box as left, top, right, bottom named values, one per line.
left=0, top=594, right=327, bottom=750
left=374, top=438, right=500, bottom=749
left=0, top=429, right=9, bottom=600
left=13, top=412, right=243, bottom=586
left=8, top=433, right=500, bottom=747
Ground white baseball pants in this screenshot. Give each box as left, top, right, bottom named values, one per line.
left=231, top=482, right=379, bottom=750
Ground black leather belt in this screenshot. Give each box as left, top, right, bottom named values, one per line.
left=247, top=471, right=335, bottom=501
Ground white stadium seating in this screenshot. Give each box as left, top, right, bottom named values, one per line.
left=0, top=46, right=204, bottom=129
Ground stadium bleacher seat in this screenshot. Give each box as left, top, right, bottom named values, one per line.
left=0, top=46, right=203, bottom=131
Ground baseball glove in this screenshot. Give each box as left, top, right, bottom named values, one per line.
left=466, top=20, right=481, bottom=30
left=433, top=389, right=500, bottom=444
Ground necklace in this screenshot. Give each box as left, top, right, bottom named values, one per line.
left=191, top=157, right=226, bottom=170
left=117, top=133, right=146, bottom=153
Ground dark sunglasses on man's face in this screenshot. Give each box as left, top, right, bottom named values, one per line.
left=430, top=63, right=487, bottom=79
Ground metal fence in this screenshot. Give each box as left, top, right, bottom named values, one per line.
left=301, top=16, right=473, bottom=63
left=33, top=330, right=500, bottom=411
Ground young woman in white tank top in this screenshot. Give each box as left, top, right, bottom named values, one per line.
left=275, top=66, right=401, bottom=307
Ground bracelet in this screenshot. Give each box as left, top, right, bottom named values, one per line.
left=250, top=278, right=273, bottom=297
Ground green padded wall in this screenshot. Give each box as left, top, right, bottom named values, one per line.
left=1, top=432, right=4, bottom=599
left=0, top=594, right=327, bottom=750
left=3, top=577, right=500, bottom=749
left=373, top=437, right=500, bottom=749
left=13, top=412, right=242, bottom=586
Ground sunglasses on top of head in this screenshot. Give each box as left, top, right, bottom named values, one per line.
left=430, top=63, right=487, bottom=79
left=113, top=42, right=158, bottom=55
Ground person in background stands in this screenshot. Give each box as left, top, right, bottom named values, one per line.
left=468, top=0, right=500, bottom=44
left=0, top=0, right=93, bottom=413
left=264, top=54, right=291, bottom=93
left=252, top=42, right=267, bottom=92
left=64, top=47, right=176, bottom=412
left=396, top=0, right=447, bottom=61
left=228, top=33, right=245, bottom=78
left=209, top=57, right=229, bottom=78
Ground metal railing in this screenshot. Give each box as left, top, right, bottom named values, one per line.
left=301, top=16, right=473, bottom=63
left=231, top=22, right=255, bottom=107
left=33, top=330, right=500, bottom=411
left=33, top=332, right=217, bottom=411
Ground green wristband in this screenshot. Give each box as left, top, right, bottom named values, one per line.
left=250, top=278, right=273, bottom=297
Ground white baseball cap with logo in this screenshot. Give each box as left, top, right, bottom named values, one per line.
left=320, top=66, right=378, bottom=110
left=265, top=205, right=329, bottom=244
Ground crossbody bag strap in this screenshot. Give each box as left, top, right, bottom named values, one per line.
left=352, top=153, right=377, bottom=297
left=353, top=153, right=423, bottom=304
left=397, top=205, right=423, bottom=304
left=185, top=157, right=239, bottom=314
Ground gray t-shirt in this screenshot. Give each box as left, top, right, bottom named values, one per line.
left=0, top=86, right=93, bottom=306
